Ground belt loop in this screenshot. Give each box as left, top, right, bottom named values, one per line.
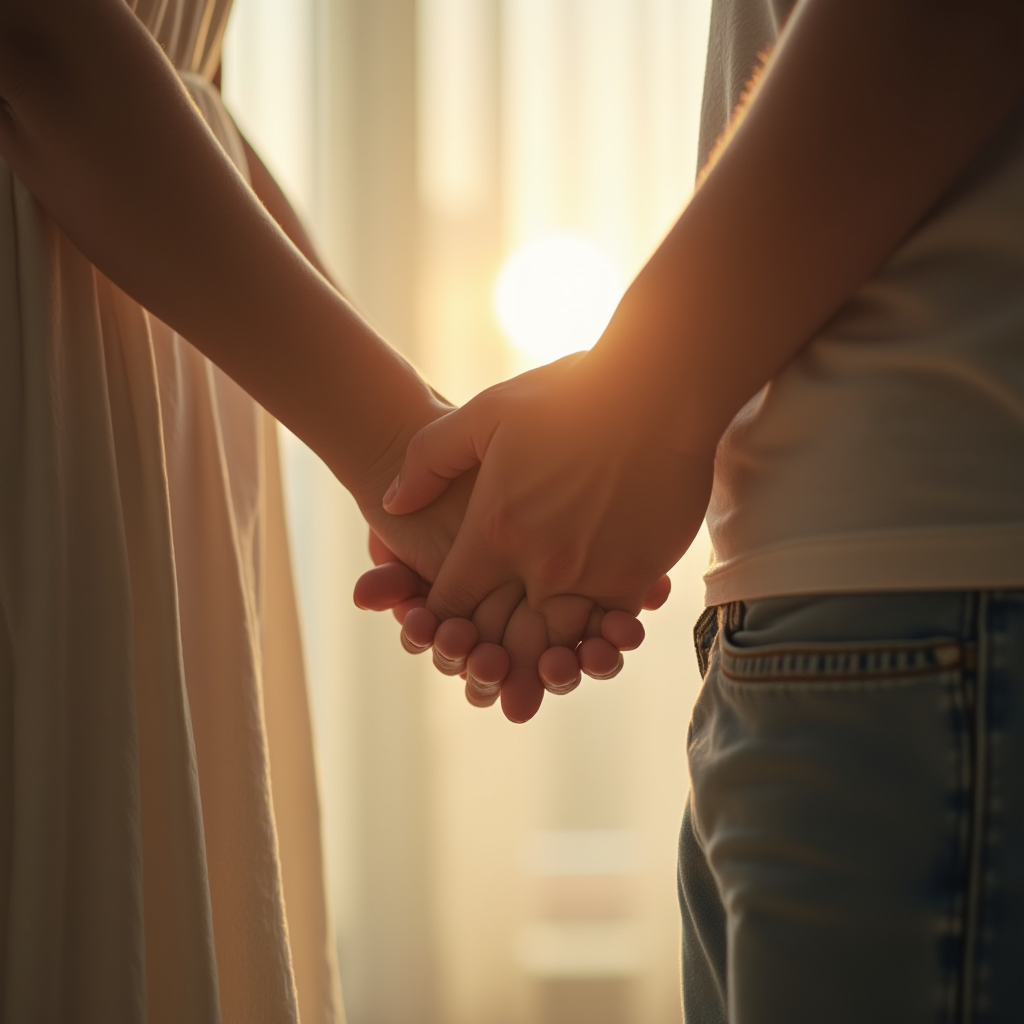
left=723, top=600, right=745, bottom=635
left=692, top=605, right=719, bottom=679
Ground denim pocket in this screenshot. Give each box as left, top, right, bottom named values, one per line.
left=715, top=591, right=976, bottom=691
left=718, top=621, right=967, bottom=692
left=686, top=610, right=977, bottom=1023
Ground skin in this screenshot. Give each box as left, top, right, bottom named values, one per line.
left=0, top=0, right=463, bottom=563
left=355, top=539, right=665, bottom=706
left=378, top=0, right=1024, bottom=689
left=0, top=0, right=651, bottom=721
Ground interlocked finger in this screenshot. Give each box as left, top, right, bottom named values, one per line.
left=463, top=582, right=523, bottom=705
left=401, top=605, right=438, bottom=654
left=433, top=617, right=478, bottom=676
left=496, top=601, right=549, bottom=723
left=579, top=636, right=624, bottom=679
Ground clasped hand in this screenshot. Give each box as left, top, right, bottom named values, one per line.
left=354, top=351, right=713, bottom=723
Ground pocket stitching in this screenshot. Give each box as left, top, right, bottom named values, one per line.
left=716, top=669, right=962, bottom=694
left=718, top=634, right=964, bottom=690
left=721, top=660, right=961, bottom=684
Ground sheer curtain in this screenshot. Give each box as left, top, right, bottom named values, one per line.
left=224, top=2, right=712, bottom=1022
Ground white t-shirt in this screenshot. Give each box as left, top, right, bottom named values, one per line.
left=701, top=0, right=1024, bottom=604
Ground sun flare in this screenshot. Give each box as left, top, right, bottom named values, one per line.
left=494, top=234, right=625, bottom=364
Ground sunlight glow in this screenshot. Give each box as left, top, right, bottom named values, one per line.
left=494, top=234, right=625, bottom=363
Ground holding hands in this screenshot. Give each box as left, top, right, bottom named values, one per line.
left=355, top=348, right=711, bottom=722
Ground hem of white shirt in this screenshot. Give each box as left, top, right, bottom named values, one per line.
left=703, top=522, right=1024, bottom=606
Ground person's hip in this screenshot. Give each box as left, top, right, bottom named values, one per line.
left=681, top=590, right=1024, bottom=1024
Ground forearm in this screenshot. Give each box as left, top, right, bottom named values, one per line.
left=238, top=131, right=336, bottom=286
left=0, top=0, right=436, bottom=501
left=591, top=0, right=1024, bottom=454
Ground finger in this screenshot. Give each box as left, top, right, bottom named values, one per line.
left=462, top=583, right=522, bottom=698
left=353, top=561, right=426, bottom=610
left=426, top=522, right=511, bottom=622
left=539, top=594, right=596, bottom=649
left=531, top=594, right=594, bottom=695
left=601, top=610, right=645, bottom=652
left=465, top=674, right=501, bottom=708
left=642, top=574, right=672, bottom=611
left=582, top=605, right=605, bottom=641
left=401, top=606, right=439, bottom=654
left=472, top=581, right=526, bottom=644
left=465, top=644, right=507, bottom=706
left=433, top=617, right=479, bottom=676
left=465, top=643, right=510, bottom=699
left=368, top=531, right=396, bottom=566
left=392, top=596, right=425, bottom=624
left=497, top=601, right=548, bottom=724
left=383, top=396, right=501, bottom=515
left=538, top=646, right=582, bottom=695
left=578, top=637, right=625, bottom=680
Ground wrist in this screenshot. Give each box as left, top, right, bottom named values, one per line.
left=579, top=339, right=723, bottom=466
left=344, top=392, right=454, bottom=523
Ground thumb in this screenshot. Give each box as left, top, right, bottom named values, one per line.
left=383, top=395, right=501, bottom=515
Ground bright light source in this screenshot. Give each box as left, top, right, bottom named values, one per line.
left=495, top=233, right=625, bottom=363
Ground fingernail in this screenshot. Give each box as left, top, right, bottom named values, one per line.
left=434, top=652, right=466, bottom=677
left=401, top=631, right=431, bottom=655
left=467, top=673, right=501, bottom=699
left=382, top=475, right=400, bottom=510
left=545, top=674, right=581, bottom=696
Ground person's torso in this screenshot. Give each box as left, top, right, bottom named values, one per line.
left=702, top=0, right=1024, bottom=604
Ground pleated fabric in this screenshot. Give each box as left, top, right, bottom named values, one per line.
left=0, top=4, right=343, bottom=1021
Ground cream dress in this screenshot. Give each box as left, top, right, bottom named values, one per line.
left=0, top=1, right=343, bottom=1021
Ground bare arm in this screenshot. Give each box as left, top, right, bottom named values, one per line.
left=387, top=0, right=1024, bottom=622
left=0, top=0, right=652, bottom=715
left=234, top=129, right=334, bottom=285
left=0, top=0, right=434, bottom=519
left=598, top=0, right=1024, bottom=452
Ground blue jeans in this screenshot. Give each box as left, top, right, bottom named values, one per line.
left=680, top=592, right=1024, bottom=1024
